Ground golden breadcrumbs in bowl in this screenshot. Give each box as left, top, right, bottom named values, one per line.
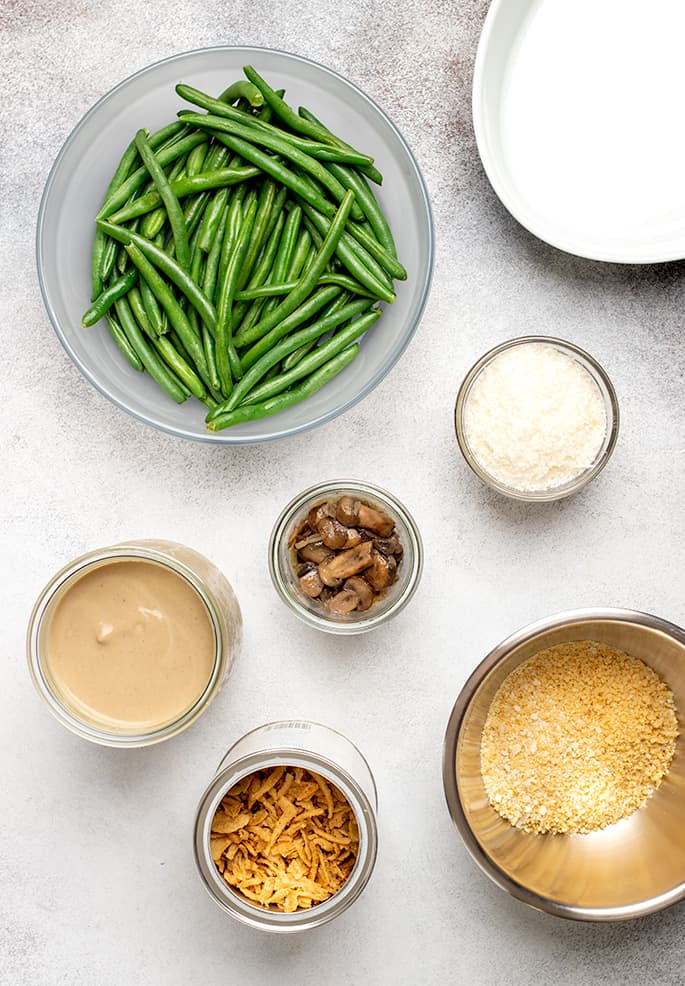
left=443, top=609, right=685, bottom=921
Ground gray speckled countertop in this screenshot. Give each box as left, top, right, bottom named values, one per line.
left=3, top=2, right=685, bottom=984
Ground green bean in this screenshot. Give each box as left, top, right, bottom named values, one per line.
left=343, top=217, right=406, bottom=280
left=124, top=243, right=209, bottom=379
left=179, top=111, right=364, bottom=221
left=128, top=285, right=155, bottom=341
left=147, top=120, right=187, bottom=153
left=234, top=190, right=354, bottom=348
left=154, top=335, right=207, bottom=400
left=190, top=236, right=205, bottom=286
left=202, top=204, right=229, bottom=303
left=81, top=269, right=138, bottom=326
left=303, top=213, right=326, bottom=253
left=104, top=313, right=144, bottom=372
left=293, top=168, right=398, bottom=282
left=98, top=236, right=119, bottom=290
left=186, top=142, right=208, bottom=177
left=216, top=186, right=247, bottom=293
left=298, top=106, right=383, bottom=185
left=236, top=281, right=339, bottom=361
left=218, top=80, right=264, bottom=107
left=96, top=220, right=217, bottom=334
left=98, top=131, right=207, bottom=218
left=284, top=228, right=311, bottom=282
left=222, top=301, right=378, bottom=411
left=240, top=288, right=370, bottom=371
left=235, top=179, right=277, bottom=291
left=113, top=295, right=187, bottom=403
left=242, top=65, right=340, bottom=146
left=141, top=154, right=187, bottom=239
left=240, top=308, right=380, bottom=405
left=197, top=187, right=230, bottom=253
left=176, top=85, right=374, bottom=167
left=206, top=132, right=339, bottom=219
left=234, top=273, right=376, bottom=301
left=135, top=129, right=190, bottom=270
left=326, top=162, right=397, bottom=259
left=230, top=210, right=285, bottom=335
left=281, top=338, right=317, bottom=372
left=207, top=345, right=359, bottom=431
left=168, top=328, right=194, bottom=371
left=262, top=185, right=288, bottom=243
left=184, top=191, right=212, bottom=239
left=115, top=217, right=140, bottom=275
left=296, top=200, right=395, bottom=302
left=108, top=168, right=260, bottom=224
left=256, top=205, right=302, bottom=322
left=203, top=324, right=221, bottom=394
left=91, top=138, right=139, bottom=297
left=140, top=280, right=165, bottom=336
left=216, top=198, right=257, bottom=396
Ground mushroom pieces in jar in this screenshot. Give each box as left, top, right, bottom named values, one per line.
left=290, top=495, right=402, bottom=617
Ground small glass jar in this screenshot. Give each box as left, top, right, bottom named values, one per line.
left=26, top=539, right=242, bottom=747
left=269, top=480, right=423, bottom=634
left=454, top=336, right=620, bottom=502
left=193, top=720, right=378, bottom=932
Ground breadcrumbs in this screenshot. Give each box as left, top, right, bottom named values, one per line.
left=480, top=641, right=678, bottom=834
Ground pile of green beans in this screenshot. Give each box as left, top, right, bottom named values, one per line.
left=83, top=66, right=406, bottom=431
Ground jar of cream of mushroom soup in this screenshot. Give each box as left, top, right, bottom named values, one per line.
left=27, top=540, right=241, bottom=746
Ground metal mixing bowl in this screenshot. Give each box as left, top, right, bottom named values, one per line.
left=443, top=609, right=685, bottom=921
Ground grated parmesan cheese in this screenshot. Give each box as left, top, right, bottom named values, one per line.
left=463, top=343, right=607, bottom=492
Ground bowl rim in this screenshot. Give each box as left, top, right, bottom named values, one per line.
left=35, top=44, right=434, bottom=445
left=442, top=606, right=685, bottom=921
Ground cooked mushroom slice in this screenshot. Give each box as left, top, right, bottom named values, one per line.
left=318, top=540, right=374, bottom=586
left=335, top=496, right=395, bottom=536
left=358, top=503, right=395, bottom=536
left=308, top=502, right=332, bottom=531
left=344, top=527, right=363, bottom=549
left=326, top=588, right=362, bottom=615
left=299, top=543, right=333, bottom=564
left=294, top=532, right=325, bottom=550
left=336, top=495, right=361, bottom=526
left=318, top=517, right=349, bottom=549
left=299, top=567, right=324, bottom=598
left=364, top=550, right=397, bottom=591
left=344, top=576, right=375, bottom=611
left=373, top=534, right=403, bottom=557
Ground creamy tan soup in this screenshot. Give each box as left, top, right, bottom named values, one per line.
left=45, top=559, right=216, bottom=731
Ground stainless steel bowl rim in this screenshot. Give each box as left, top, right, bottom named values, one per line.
left=442, top=607, right=685, bottom=921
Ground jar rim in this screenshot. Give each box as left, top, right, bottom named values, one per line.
left=194, top=738, right=378, bottom=932
left=268, top=479, right=423, bottom=634
left=26, top=542, right=226, bottom=747
left=454, top=335, right=620, bottom=502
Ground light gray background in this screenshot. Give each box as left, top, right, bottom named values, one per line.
left=3, top=2, right=685, bottom=984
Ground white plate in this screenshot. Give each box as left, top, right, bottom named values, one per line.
left=473, top=0, right=685, bottom=263
left=37, top=47, right=433, bottom=443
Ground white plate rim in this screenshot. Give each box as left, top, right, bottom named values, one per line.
left=36, top=44, right=434, bottom=444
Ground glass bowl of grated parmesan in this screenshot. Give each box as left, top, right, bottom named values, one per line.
left=454, top=336, right=619, bottom=501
